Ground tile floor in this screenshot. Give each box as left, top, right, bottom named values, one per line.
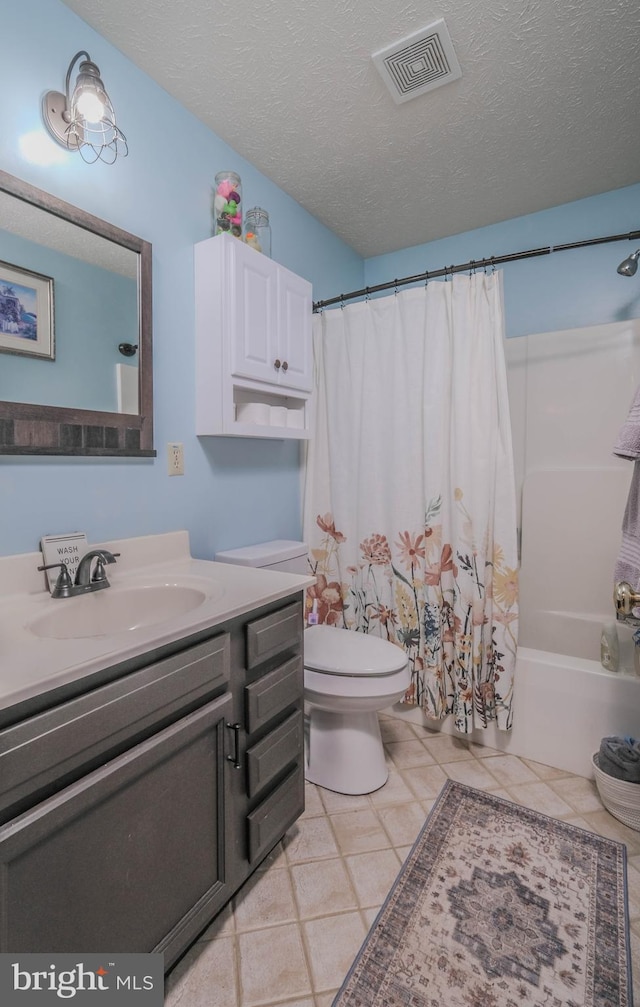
left=165, top=714, right=640, bottom=1007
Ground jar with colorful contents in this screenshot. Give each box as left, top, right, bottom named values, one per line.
left=244, top=207, right=271, bottom=257
left=212, top=171, right=242, bottom=238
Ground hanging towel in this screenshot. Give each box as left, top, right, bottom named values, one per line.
left=598, top=736, right=640, bottom=783
left=614, top=460, right=640, bottom=593
left=614, top=386, right=640, bottom=459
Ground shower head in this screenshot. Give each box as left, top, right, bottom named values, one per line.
left=617, top=249, right=640, bottom=276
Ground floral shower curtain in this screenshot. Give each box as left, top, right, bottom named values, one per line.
left=302, top=273, right=519, bottom=732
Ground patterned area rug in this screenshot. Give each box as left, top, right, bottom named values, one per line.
left=333, top=781, right=633, bottom=1007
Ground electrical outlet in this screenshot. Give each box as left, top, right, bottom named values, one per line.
left=167, top=442, right=184, bottom=476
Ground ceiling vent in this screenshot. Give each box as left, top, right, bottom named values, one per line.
left=372, top=19, right=462, bottom=104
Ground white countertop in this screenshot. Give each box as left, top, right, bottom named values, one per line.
left=0, top=531, right=315, bottom=714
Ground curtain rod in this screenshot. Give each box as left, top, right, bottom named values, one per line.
left=312, top=227, right=640, bottom=312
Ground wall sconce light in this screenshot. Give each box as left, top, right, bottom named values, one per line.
left=42, top=50, right=128, bottom=164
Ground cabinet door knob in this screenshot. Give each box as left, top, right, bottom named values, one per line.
left=281, top=360, right=288, bottom=371
left=274, top=358, right=281, bottom=370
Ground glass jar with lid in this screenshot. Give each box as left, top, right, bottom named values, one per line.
left=212, top=171, right=242, bottom=238
left=244, top=207, right=271, bottom=257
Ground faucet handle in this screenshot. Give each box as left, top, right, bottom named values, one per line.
left=37, top=561, right=74, bottom=598
left=91, top=554, right=119, bottom=583
left=613, top=581, right=640, bottom=617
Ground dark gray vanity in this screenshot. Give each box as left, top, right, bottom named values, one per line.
left=0, top=593, right=305, bottom=971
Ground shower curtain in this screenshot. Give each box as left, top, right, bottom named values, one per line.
left=302, top=273, right=519, bottom=732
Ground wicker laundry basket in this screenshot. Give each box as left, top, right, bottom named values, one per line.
left=592, top=752, right=640, bottom=832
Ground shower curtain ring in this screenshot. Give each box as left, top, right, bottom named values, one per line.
left=340, top=293, right=345, bottom=310
left=364, top=286, right=370, bottom=302
left=394, top=279, right=399, bottom=295
left=424, top=270, right=429, bottom=288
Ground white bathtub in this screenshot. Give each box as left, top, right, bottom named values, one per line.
left=508, top=609, right=640, bottom=777
left=504, top=645, right=640, bottom=778
left=386, top=640, right=640, bottom=779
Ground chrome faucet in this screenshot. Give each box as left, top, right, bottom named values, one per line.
left=38, top=549, right=120, bottom=598
left=75, top=549, right=119, bottom=587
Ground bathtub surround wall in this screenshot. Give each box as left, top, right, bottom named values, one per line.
left=504, top=319, right=640, bottom=777
left=507, top=318, right=640, bottom=665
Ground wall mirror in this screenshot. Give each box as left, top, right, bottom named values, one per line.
left=0, top=169, right=153, bottom=455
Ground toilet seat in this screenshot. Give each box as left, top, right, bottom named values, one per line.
left=304, top=664, right=410, bottom=704
left=304, top=625, right=407, bottom=677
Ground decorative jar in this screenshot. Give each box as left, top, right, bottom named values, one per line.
left=244, top=207, right=271, bottom=257
left=212, top=171, right=242, bottom=238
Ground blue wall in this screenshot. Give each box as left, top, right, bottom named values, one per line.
left=0, top=0, right=363, bottom=559
left=365, top=184, right=640, bottom=339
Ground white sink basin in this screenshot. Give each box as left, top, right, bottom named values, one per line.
left=28, top=583, right=219, bottom=640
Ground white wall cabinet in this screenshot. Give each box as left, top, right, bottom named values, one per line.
left=195, top=233, right=313, bottom=438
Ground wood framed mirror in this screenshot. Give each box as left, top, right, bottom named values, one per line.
left=0, top=169, right=153, bottom=456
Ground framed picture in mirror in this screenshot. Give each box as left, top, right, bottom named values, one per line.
left=0, top=259, right=54, bottom=360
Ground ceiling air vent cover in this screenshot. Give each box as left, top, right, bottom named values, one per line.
left=372, top=18, right=462, bottom=104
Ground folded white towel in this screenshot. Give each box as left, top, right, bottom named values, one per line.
left=615, top=461, right=640, bottom=595
left=614, top=385, right=640, bottom=459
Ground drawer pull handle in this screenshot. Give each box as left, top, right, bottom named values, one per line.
left=274, top=358, right=281, bottom=370
left=281, top=360, right=288, bottom=371
left=226, top=722, right=242, bottom=769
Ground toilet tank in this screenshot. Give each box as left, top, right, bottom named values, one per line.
left=214, top=539, right=309, bottom=574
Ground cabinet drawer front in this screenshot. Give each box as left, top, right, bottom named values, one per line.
left=246, top=601, right=302, bottom=669
left=246, top=711, right=302, bottom=798
left=246, top=764, right=304, bottom=865
left=0, top=634, right=230, bottom=818
left=245, top=655, right=302, bottom=733
left=0, top=694, right=233, bottom=955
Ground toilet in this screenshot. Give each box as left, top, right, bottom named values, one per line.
left=215, top=540, right=411, bottom=795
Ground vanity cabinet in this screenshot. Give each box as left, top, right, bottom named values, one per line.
left=195, top=233, right=313, bottom=439
left=0, top=595, right=305, bottom=972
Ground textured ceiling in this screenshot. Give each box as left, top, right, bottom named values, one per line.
left=61, top=0, right=640, bottom=258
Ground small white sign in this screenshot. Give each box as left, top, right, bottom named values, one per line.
left=40, top=532, right=88, bottom=592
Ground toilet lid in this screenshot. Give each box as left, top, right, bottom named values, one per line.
left=304, top=625, right=408, bottom=676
